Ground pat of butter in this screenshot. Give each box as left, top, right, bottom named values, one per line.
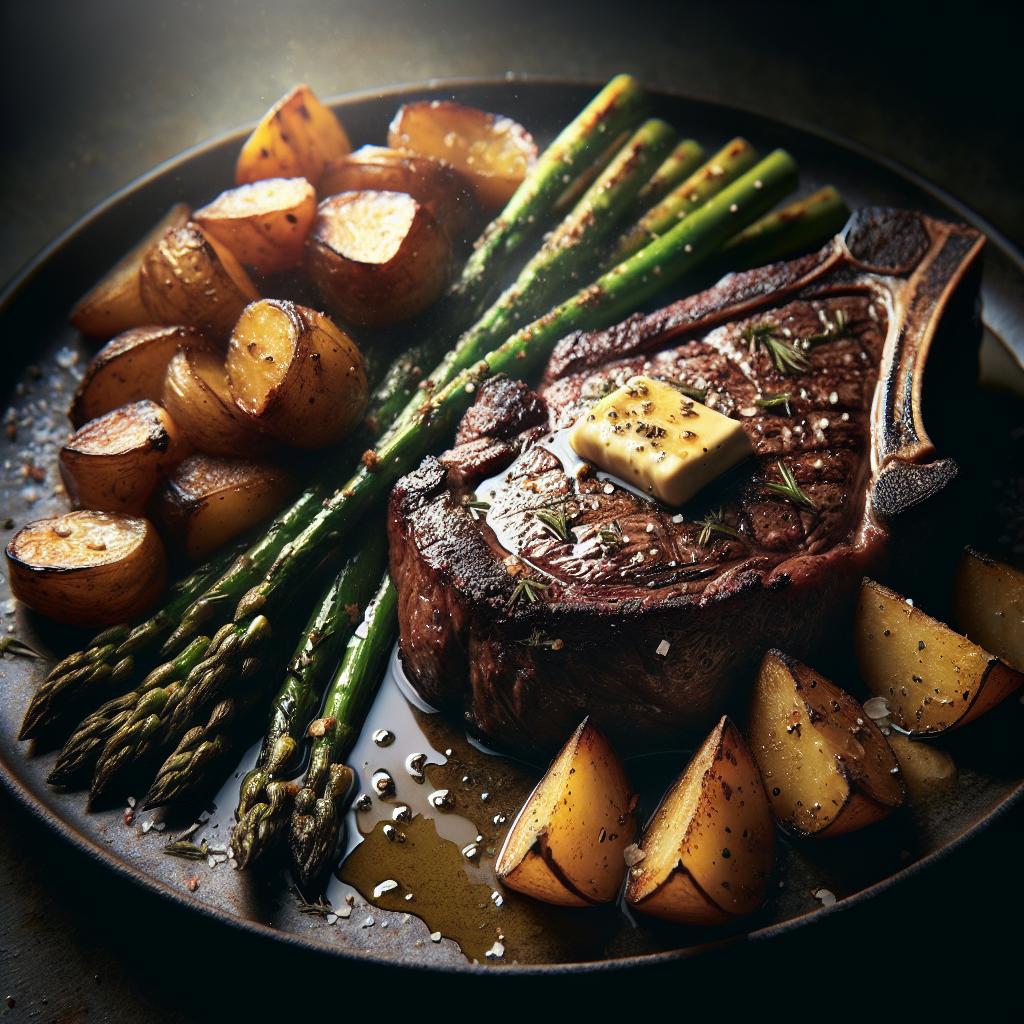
left=568, top=376, right=752, bottom=506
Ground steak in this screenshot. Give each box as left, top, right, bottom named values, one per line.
left=389, top=209, right=984, bottom=757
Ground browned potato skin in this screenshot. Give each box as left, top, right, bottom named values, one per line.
left=152, top=454, right=294, bottom=561
left=139, top=222, right=259, bottom=338
left=319, top=146, right=479, bottom=245
left=194, top=178, right=317, bottom=274
left=235, top=84, right=351, bottom=187
left=60, top=400, right=191, bottom=514
left=387, top=100, right=537, bottom=210
left=70, top=325, right=208, bottom=428
left=5, top=510, right=166, bottom=627
left=748, top=649, right=904, bottom=838
left=227, top=299, right=367, bottom=448
left=305, top=191, right=452, bottom=327
left=161, top=347, right=269, bottom=458
left=70, top=204, right=191, bottom=339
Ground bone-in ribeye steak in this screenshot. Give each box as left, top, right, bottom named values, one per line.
left=388, top=209, right=984, bottom=757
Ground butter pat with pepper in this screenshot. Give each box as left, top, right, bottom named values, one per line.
left=569, top=375, right=752, bottom=506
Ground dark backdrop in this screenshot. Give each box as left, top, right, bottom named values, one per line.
left=1, top=1, right=1021, bottom=1018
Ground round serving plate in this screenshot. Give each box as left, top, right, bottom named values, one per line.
left=1, top=77, right=1021, bottom=974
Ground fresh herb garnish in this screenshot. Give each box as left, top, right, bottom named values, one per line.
left=507, top=576, right=550, bottom=609
left=754, top=391, right=793, bottom=414
left=463, top=496, right=490, bottom=521
left=765, top=460, right=816, bottom=508
left=695, top=508, right=742, bottom=546
left=162, top=839, right=210, bottom=860
left=596, top=521, right=624, bottom=549
left=804, top=308, right=849, bottom=344
left=744, top=323, right=809, bottom=375
left=0, top=637, right=43, bottom=660
left=290, top=886, right=334, bottom=917
left=534, top=502, right=572, bottom=542
left=665, top=380, right=708, bottom=403
left=518, top=629, right=564, bottom=650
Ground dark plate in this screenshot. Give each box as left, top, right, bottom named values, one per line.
left=1, top=77, right=1022, bottom=973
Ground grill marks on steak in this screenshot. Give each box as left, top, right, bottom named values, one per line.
left=389, top=210, right=985, bottom=756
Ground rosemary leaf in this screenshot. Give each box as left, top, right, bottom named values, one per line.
left=534, top=502, right=572, bottom=542
left=754, top=391, right=793, bottom=414
left=765, top=460, right=816, bottom=508
left=0, top=637, right=43, bottom=659
left=695, top=509, right=742, bottom=546
left=162, top=840, right=210, bottom=860
left=507, top=576, right=550, bottom=609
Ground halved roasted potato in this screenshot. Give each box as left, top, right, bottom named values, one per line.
left=305, top=191, right=451, bottom=327
left=139, top=222, right=259, bottom=338
left=235, top=83, right=351, bottom=187
left=748, top=650, right=904, bottom=838
left=626, top=716, right=774, bottom=925
left=59, top=400, right=191, bottom=514
left=495, top=718, right=636, bottom=907
left=194, top=178, right=317, bottom=274
left=856, top=578, right=1024, bottom=735
left=319, top=145, right=478, bottom=244
left=953, top=548, right=1024, bottom=671
left=885, top=733, right=957, bottom=802
left=70, top=203, right=191, bottom=338
left=153, top=453, right=294, bottom=561
left=387, top=100, right=537, bottom=210
left=5, top=510, right=166, bottom=626
left=161, top=346, right=267, bottom=458
left=70, top=325, right=207, bottom=427
left=227, top=299, right=367, bottom=448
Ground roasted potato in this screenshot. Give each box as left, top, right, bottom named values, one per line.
left=885, top=732, right=957, bottom=802
left=161, top=346, right=267, bottom=458
left=626, top=716, right=774, bottom=926
left=227, top=299, right=367, bottom=448
left=953, top=547, right=1024, bottom=671
left=305, top=191, right=452, bottom=327
left=856, top=578, right=1024, bottom=735
left=59, top=400, right=191, bottom=514
left=70, top=325, right=207, bottom=428
left=748, top=650, right=904, bottom=838
left=152, top=453, right=294, bottom=561
left=139, top=222, right=259, bottom=338
left=495, top=718, right=636, bottom=907
left=319, top=145, right=478, bottom=245
left=70, top=203, right=191, bottom=338
left=194, top=178, right=317, bottom=274
left=235, top=83, right=351, bottom=187
left=387, top=100, right=537, bottom=210
left=5, top=510, right=166, bottom=627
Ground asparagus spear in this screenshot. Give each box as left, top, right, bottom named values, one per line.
left=620, top=138, right=705, bottom=223
left=227, top=529, right=387, bottom=865
left=234, top=151, right=798, bottom=623
left=289, top=575, right=397, bottom=888
left=608, top=137, right=759, bottom=263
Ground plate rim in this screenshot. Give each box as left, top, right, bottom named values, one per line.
left=1, top=74, right=1021, bottom=974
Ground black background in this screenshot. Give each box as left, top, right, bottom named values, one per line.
left=1, top=1, right=1021, bottom=1018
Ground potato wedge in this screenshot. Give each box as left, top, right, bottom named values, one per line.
left=5, top=510, right=166, bottom=626
left=153, top=454, right=294, bottom=561
left=139, top=222, right=259, bottom=338
left=748, top=650, right=904, bottom=838
left=235, top=83, right=351, bottom=187
left=626, top=716, right=774, bottom=925
left=885, top=732, right=957, bottom=802
left=319, top=145, right=478, bottom=245
left=495, top=718, right=636, bottom=907
left=953, top=547, right=1024, bottom=671
left=856, top=578, right=1024, bottom=735
left=161, top=346, right=268, bottom=458
left=59, top=400, right=191, bottom=514
left=227, top=299, right=366, bottom=448
left=387, top=100, right=537, bottom=210
left=70, top=203, right=191, bottom=338
left=70, top=325, right=207, bottom=427
left=194, top=178, right=317, bottom=274
left=305, top=191, right=451, bottom=327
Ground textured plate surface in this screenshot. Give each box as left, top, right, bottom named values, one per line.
left=1, top=78, right=1021, bottom=973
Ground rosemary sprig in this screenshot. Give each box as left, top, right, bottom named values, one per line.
left=162, top=839, right=210, bottom=860
left=0, top=637, right=43, bottom=659
left=290, top=886, right=335, bottom=917
left=804, top=308, right=849, bottom=344
left=744, top=323, right=809, bottom=375
left=507, top=576, right=550, bottom=609
left=518, top=629, right=565, bottom=650
left=695, top=508, right=742, bottom=546
left=596, top=520, right=624, bottom=549
left=534, top=502, right=572, bottom=542
left=463, top=496, right=491, bottom=521
left=765, top=460, right=816, bottom=508
left=664, top=379, right=708, bottom=403
left=754, top=391, right=793, bottom=414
